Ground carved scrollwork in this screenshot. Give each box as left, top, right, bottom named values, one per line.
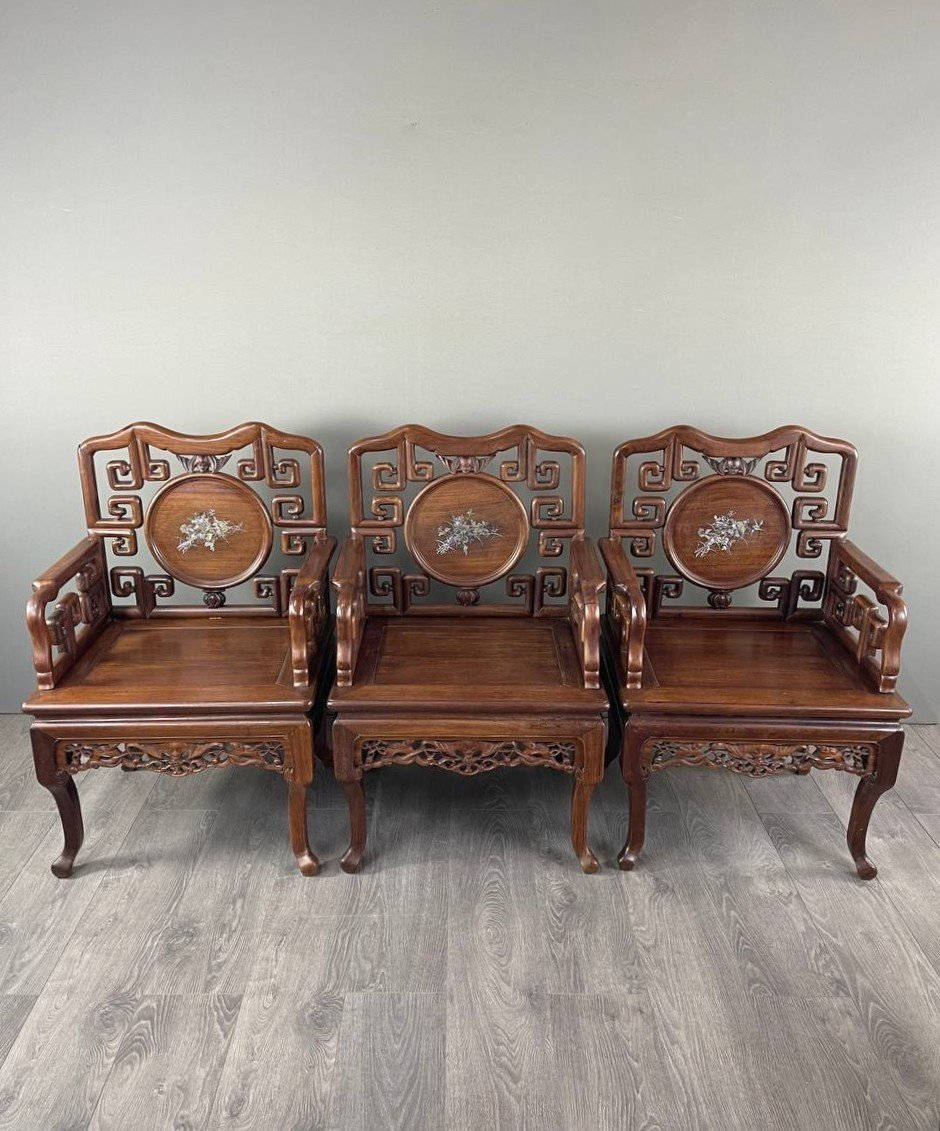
left=358, top=737, right=578, bottom=775
left=57, top=739, right=287, bottom=777
left=643, top=738, right=876, bottom=777
left=609, top=426, right=858, bottom=604
left=79, top=423, right=327, bottom=611
left=348, top=426, right=585, bottom=613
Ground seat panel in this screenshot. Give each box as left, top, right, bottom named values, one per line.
left=329, top=616, right=607, bottom=714
left=24, top=617, right=313, bottom=717
left=623, top=618, right=910, bottom=720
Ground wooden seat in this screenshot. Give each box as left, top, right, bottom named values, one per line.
left=25, top=619, right=314, bottom=716
left=23, top=422, right=335, bottom=876
left=330, top=617, right=606, bottom=714
left=601, top=426, right=910, bottom=879
left=329, top=425, right=608, bottom=872
left=629, top=618, right=909, bottom=719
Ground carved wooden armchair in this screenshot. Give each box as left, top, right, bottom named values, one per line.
left=329, top=425, right=608, bottom=872
left=600, top=425, right=910, bottom=879
left=23, top=422, right=335, bottom=876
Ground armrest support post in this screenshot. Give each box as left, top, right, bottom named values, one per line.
left=598, top=537, right=647, bottom=692
left=288, top=533, right=337, bottom=688
left=332, top=535, right=367, bottom=687
left=568, top=537, right=605, bottom=690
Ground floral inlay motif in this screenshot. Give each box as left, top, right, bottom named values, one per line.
left=178, top=509, right=244, bottom=553
left=436, top=509, right=501, bottom=556
left=695, top=511, right=763, bottom=558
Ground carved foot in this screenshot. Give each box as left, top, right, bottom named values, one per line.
left=340, top=779, right=366, bottom=874
left=295, top=850, right=320, bottom=877
left=617, top=843, right=639, bottom=871
left=578, top=847, right=600, bottom=874
left=853, top=854, right=878, bottom=881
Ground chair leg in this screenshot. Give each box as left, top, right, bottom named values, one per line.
left=847, top=730, right=903, bottom=880
left=571, top=777, right=599, bottom=873
left=287, top=726, right=319, bottom=876
left=340, top=780, right=367, bottom=874
left=618, top=725, right=647, bottom=871
left=31, top=728, right=84, bottom=878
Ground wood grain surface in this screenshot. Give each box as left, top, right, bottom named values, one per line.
left=0, top=716, right=938, bottom=1129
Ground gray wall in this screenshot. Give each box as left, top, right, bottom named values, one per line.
left=1, top=1, right=937, bottom=718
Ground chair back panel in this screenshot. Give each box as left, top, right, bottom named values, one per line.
left=78, top=421, right=327, bottom=614
left=609, top=425, right=857, bottom=614
left=348, top=424, right=585, bottom=615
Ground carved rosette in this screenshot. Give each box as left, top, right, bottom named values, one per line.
left=358, top=737, right=578, bottom=776
left=642, top=739, right=876, bottom=778
left=57, top=739, right=287, bottom=778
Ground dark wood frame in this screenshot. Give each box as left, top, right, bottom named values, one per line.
left=601, top=424, right=910, bottom=879
left=329, top=424, right=608, bottom=872
left=23, top=421, right=335, bottom=876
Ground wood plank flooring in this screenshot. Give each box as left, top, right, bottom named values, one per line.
left=0, top=714, right=939, bottom=1129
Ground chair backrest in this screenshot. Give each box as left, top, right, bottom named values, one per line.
left=78, top=421, right=327, bottom=615
left=608, top=425, right=857, bottom=615
left=348, top=424, right=586, bottom=615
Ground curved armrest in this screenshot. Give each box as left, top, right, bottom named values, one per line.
left=288, top=533, right=337, bottom=688
left=598, top=537, right=647, bottom=692
left=568, top=538, right=604, bottom=689
left=332, top=535, right=367, bottom=687
left=824, top=539, right=908, bottom=693
left=27, top=537, right=111, bottom=691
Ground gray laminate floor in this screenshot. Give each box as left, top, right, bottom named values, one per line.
left=1, top=715, right=939, bottom=1129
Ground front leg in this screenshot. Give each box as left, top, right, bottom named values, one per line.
left=618, top=723, right=648, bottom=871
left=848, top=729, right=903, bottom=880
left=287, top=724, right=319, bottom=876
left=31, top=728, right=84, bottom=878
left=333, top=721, right=367, bottom=873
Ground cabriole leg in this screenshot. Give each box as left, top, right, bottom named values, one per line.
left=848, top=729, right=903, bottom=880
left=32, top=728, right=84, bottom=878
left=618, top=724, right=647, bottom=871
left=287, top=725, right=319, bottom=876
left=571, top=777, right=599, bottom=873
left=339, top=780, right=366, bottom=874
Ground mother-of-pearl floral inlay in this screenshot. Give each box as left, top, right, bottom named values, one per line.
left=178, top=509, right=244, bottom=553
left=436, top=509, right=501, bottom=556
left=695, top=511, right=764, bottom=558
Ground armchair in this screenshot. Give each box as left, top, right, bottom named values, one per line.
left=601, top=425, right=910, bottom=879
left=329, top=425, right=608, bottom=872
left=23, top=421, right=335, bottom=876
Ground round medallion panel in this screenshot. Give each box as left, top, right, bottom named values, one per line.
left=144, top=473, right=273, bottom=589
left=663, top=476, right=790, bottom=591
left=404, top=473, right=529, bottom=587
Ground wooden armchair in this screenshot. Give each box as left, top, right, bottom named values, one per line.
left=328, top=425, right=608, bottom=872
left=601, top=425, right=910, bottom=879
left=23, top=422, right=335, bottom=876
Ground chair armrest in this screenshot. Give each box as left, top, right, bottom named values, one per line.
left=568, top=537, right=605, bottom=690
left=27, top=537, right=111, bottom=691
left=288, top=533, right=337, bottom=688
left=824, top=539, right=908, bottom=693
left=598, top=537, right=647, bottom=691
left=332, top=535, right=367, bottom=687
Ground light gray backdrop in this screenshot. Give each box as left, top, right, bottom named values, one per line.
left=1, top=1, right=937, bottom=718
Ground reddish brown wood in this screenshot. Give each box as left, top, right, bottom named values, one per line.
left=602, top=426, right=910, bottom=879
left=331, top=425, right=608, bottom=871
left=23, top=422, right=335, bottom=876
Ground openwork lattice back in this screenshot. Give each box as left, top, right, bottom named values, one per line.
left=78, top=421, right=328, bottom=614
left=609, top=425, right=857, bottom=614
left=348, top=425, right=585, bottom=614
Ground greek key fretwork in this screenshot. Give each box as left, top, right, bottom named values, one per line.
left=58, top=739, right=287, bottom=777
left=359, top=737, right=578, bottom=776
left=644, top=739, right=876, bottom=777
left=80, top=423, right=327, bottom=611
